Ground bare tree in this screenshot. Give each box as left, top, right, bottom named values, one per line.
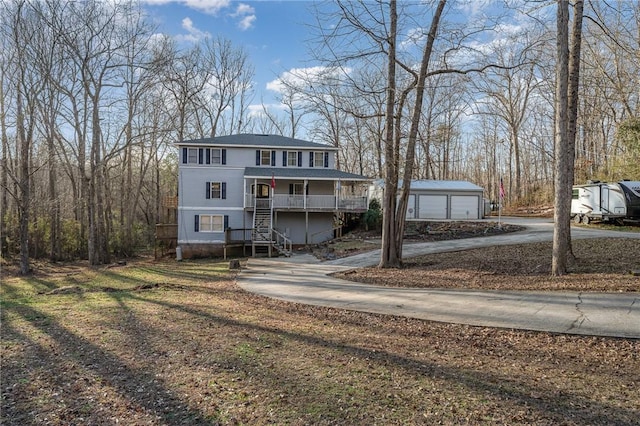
left=552, top=0, right=583, bottom=276
left=1, top=0, right=43, bottom=274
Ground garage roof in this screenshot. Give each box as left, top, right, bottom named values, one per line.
left=373, top=179, right=483, bottom=191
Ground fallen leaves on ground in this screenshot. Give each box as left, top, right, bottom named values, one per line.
left=2, top=231, right=640, bottom=425
left=335, top=238, right=640, bottom=292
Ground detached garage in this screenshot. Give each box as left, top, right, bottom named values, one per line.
left=371, top=180, right=485, bottom=220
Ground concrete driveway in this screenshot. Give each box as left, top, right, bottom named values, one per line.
left=236, top=218, right=640, bottom=338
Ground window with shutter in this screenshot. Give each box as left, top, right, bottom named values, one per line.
left=259, top=150, right=271, bottom=166
left=287, top=151, right=298, bottom=166
left=197, top=214, right=225, bottom=232
left=313, top=152, right=324, bottom=167
left=206, top=182, right=225, bottom=199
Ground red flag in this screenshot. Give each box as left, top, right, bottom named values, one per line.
left=499, top=178, right=505, bottom=200
left=271, top=174, right=276, bottom=189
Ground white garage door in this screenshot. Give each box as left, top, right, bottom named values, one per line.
left=450, top=195, right=479, bottom=219
left=418, top=195, right=447, bottom=219
left=406, top=194, right=416, bottom=219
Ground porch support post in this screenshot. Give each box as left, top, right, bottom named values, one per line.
left=305, top=210, right=309, bottom=245
left=303, top=179, right=308, bottom=209
left=253, top=178, right=258, bottom=201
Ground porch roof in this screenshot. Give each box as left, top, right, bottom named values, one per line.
left=244, top=167, right=372, bottom=182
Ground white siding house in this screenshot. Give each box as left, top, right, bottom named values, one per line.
left=176, top=134, right=371, bottom=258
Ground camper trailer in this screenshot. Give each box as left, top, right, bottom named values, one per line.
left=571, top=180, right=640, bottom=224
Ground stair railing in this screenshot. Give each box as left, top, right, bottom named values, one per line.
left=271, top=228, right=292, bottom=256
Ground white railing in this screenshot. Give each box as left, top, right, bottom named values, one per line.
left=272, top=228, right=292, bottom=255
left=246, top=194, right=367, bottom=210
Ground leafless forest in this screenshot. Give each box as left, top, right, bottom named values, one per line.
left=1, top=0, right=638, bottom=267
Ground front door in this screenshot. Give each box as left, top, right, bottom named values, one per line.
left=253, top=183, right=270, bottom=198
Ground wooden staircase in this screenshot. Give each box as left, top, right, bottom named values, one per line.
left=251, top=200, right=292, bottom=257
left=252, top=207, right=272, bottom=256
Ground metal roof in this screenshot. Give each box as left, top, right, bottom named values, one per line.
left=372, top=179, right=483, bottom=191
left=244, top=167, right=371, bottom=181
left=177, top=134, right=337, bottom=150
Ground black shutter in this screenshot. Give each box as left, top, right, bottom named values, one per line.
left=256, top=150, right=260, bottom=165
left=206, top=182, right=210, bottom=199
left=282, top=151, right=287, bottom=167
left=224, top=215, right=229, bottom=230
left=289, top=183, right=294, bottom=195
left=205, top=148, right=211, bottom=164
left=298, top=151, right=302, bottom=167
left=198, top=148, right=204, bottom=164
left=309, top=152, right=314, bottom=167
left=222, top=149, right=227, bottom=165
left=221, top=182, right=227, bottom=199
left=194, top=215, right=199, bottom=232
left=182, top=147, right=187, bottom=164
left=324, top=152, right=329, bottom=168
left=271, top=150, right=276, bottom=166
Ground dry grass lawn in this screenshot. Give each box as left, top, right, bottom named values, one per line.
left=2, top=228, right=639, bottom=425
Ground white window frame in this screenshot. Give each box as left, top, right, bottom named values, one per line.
left=292, top=183, right=304, bottom=195
left=199, top=215, right=224, bottom=232
left=260, top=150, right=272, bottom=166
left=210, top=182, right=222, bottom=199
left=211, top=149, right=222, bottom=164
left=313, top=152, right=324, bottom=167
left=287, top=151, right=298, bottom=167
left=187, top=148, right=198, bottom=164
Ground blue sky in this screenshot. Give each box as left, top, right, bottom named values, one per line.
left=140, top=0, right=544, bottom=137
left=143, top=0, right=318, bottom=107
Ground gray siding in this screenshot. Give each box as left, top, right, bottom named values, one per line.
left=176, top=137, right=365, bottom=249
left=273, top=212, right=334, bottom=244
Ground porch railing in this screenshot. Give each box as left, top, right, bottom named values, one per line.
left=245, top=194, right=367, bottom=210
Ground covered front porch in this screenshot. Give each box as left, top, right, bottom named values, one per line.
left=243, top=168, right=371, bottom=213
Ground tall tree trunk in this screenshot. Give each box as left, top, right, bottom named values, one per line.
left=552, top=0, right=571, bottom=276
left=0, top=72, right=9, bottom=258
left=47, top=117, right=60, bottom=261
left=395, top=0, right=446, bottom=261
left=16, top=89, right=30, bottom=275
left=565, top=0, right=584, bottom=252
left=379, top=0, right=399, bottom=268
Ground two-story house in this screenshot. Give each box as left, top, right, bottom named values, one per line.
left=176, top=134, right=371, bottom=258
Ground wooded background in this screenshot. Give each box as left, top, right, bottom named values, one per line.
left=1, top=0, right=638, bottom=267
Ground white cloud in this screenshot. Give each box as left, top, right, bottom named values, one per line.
left=143, top=0, right=256, bottom=31
left=175, top=17, right=211, bottom=43
left=231, top=3, right=256, bottom=30
left=238, top=14, right=256, bottom=30
left=142, top=0, right=230, bottom=15
left=455, top=0, right=498, bottom=18
left=247, top=103, right=286, bottom=117
left=267, top=66, right=352, bottom=94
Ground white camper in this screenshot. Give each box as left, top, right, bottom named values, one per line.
left=571, top=180, right=640, bottom=224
